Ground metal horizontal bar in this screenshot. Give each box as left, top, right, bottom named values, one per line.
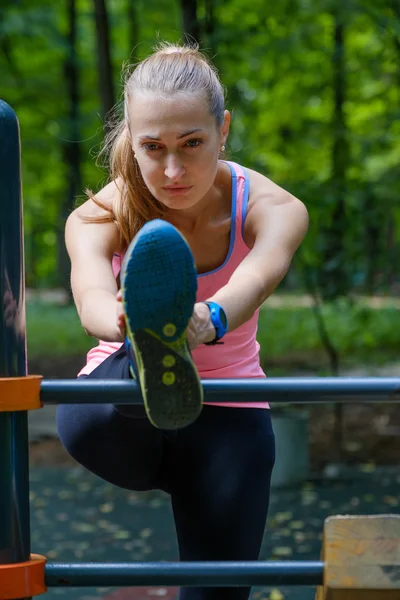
left=39, top=377, right=400, bottom=405
left=45, top=560, right=324, bottom=587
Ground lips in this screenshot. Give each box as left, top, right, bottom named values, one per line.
left=163, top=186, right=192, bottom=191
left=162, top=185, right=193, bottom=196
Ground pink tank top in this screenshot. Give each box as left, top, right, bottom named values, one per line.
left=78, top=161, right=269, bottom=409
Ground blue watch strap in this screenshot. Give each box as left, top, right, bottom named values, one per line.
left=203, top=301, right=228, bottom=345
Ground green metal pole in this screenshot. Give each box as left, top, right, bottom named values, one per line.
left=0, top=100, right=31, bottom=600
left=44, top=560, right=324, bottom=587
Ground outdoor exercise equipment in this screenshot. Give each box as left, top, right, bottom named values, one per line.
left=1, top=99, right=399, bottom=599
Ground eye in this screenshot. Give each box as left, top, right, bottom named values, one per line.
left=185, top=139, right=202, bottom=148
left=143, top=143, right=161, bottom=152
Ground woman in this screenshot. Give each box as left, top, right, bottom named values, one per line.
left=57, top=42, right=308, bottom=600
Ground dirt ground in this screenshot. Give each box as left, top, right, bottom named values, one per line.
left=28, top=354, right=400, bottom=471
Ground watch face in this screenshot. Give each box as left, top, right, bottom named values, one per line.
left=219, top=307, right=228, bottom=328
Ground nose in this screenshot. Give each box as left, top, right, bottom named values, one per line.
left=164, top=154, right=185, bottom=182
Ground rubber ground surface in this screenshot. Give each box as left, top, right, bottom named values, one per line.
left=29, top=466, right=400, bottom=600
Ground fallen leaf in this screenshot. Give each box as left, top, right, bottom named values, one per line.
left=72, top=522, right=96, bottom=533
left=98, top=519, right=113, bottom=529
left=363, top=494, right=375, bottom=502
left=272, top=547, right=293, bottom=558
left=384, top=496, right=399, bottom=506
left=58, top=490, right=75, bottom=500
left=360, top=463, right=376, bottom=473
left=124, top=542, right=134, bottom=551
left=113, top=530, right=131, bottom=540
left=269, top=589, right=285, bottom=600
left=275, top=512, right=293, bottom=523
left=78, top=482, right=92, bottom=492
left=34, top=498, right=48, bottom=508
left=55, top=513, right=68, bottom=522
left=301, top=491, right=317, bottom=505
left=297, top=544, right=313, bottom=553
left=140, top=528, right=152, bottom=538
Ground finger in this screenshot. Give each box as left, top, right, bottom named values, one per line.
left=4, top=304, right=15, bottom=319
left=5, top=308, right=15, bottom=326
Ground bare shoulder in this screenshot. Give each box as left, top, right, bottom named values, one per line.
left=244, top=167, right=309, bottom=246
left=74, top=177, right=123, bottom=219
left=65, top=178, right=123, bottom=258
left=246, top=168, right=302, bottom=208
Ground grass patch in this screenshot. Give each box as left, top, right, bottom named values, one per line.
left=27, top=302, right=94, bottom=359
left=258, top=299, right=400, bottom=373
left=26, top=299, right=400, bottom=372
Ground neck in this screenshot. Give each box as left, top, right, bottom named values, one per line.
left=166, top=162, right=231, bottom=234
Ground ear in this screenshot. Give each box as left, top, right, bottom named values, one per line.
left=221, top=110, right=231, bottom=145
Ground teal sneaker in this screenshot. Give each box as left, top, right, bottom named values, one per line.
left=120, top=219, right=203, bottom=429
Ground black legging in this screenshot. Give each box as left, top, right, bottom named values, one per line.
left=56, top=347, right=276, bottom=600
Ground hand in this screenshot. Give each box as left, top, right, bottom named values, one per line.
left=116, top=290, right=126, bottom=340
left=3, top=288, right=26, bottom=337
left=116, top=293, right=215, bottom=349
left=3, top=289, right=17, bottom=327
left=186, top=302, right=216, bottom=350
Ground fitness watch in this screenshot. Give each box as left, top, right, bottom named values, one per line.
left=203, top=301, right=228, bottom=345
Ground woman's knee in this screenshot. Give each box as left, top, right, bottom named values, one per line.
left=56, top=403, right=112, bottom=462
left=56, top=403, right=165, bottom=491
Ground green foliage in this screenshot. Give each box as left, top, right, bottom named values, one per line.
left=26, top=299, right=400, bottom=370
left=1, top=0, right=400, bottom=298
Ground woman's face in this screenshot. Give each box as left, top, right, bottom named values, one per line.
left=128, top=92, right=230, bottom=211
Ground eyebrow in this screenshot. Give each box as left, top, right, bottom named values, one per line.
left=138, top=128, right=203, bottom=142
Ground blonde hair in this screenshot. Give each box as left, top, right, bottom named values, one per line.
left=85, top=42, right=226, bottom=250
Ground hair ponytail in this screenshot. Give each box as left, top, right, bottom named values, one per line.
left=84, top=120, right=166, bottom=251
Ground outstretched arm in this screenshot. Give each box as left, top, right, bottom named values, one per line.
left=187, top=170, right=309, bottom=348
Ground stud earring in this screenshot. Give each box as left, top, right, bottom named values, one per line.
left=220, top=145, right=226, bottom=152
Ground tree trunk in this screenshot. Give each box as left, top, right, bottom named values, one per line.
left=93, top=0, right=115, bottom=120
left=127, top=0, right=139, bottom=63
left=57, top=0, right=82, bottom=295
left=331, top=13, right=348, bottom=463
left=204, top=0, right=215, bottom=49
left=180, top=0, right=201, bottom=45
left=318, top=10, right=350, bottom=463
left=364, top=193, right=381, bottom=293
left=386, top=2, right=400, bottom=288
left=319, top=11, right=349, bottom=301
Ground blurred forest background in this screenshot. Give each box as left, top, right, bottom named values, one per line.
left=2, top=0, right=400, bottom=466
left=2, top=0, right=399, bottom=298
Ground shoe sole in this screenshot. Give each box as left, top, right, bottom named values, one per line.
left=121, top=219, right=203, bottom=429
